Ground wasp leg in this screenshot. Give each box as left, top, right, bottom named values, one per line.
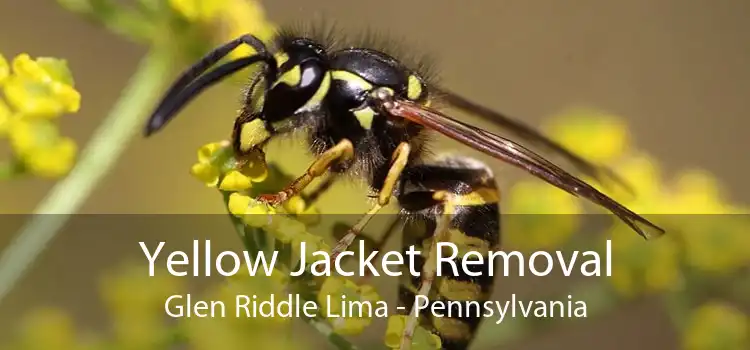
left=326, top=142, right=412, bottom=267
left=256, top=139, right=354, bottom=206
left=400, top=191, right=456, bottom=350
left=301, top=173, right=339, bottom=208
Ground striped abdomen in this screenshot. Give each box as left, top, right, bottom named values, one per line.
left=397, top=156, right=501, bottom=350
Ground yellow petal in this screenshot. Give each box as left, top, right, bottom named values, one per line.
left=8, top=118, right=61, bottom=155
left=50, top=82, right=81, bottom=113
left=282, top=196, right=306, bottom=215
left=24, top=137, right=78, bottom=178
left=684, top=301, right=748, bottom=350
left=242, top=200, right=276, bottom=227
left=19, top=308, right=77, bottom=350
left=3, top=76, right=68, bottom=118
left=197, top=141, right=225, bottom=163
left=34, top=56, right=76, bottom=85
left=507, top=181, right=582, bottom=214
left=0, top=99, right=11, bottom=135
left=269, top=216, right=308, bottom=243
left=190, top=162, right=220, bottom=186
left=384, top=315, right=408, bottom=348
left=4, top=54, right=80, bottom=117
left=219, top=170, right=253, bottom=191
left=219, top=0, right=277, bottom=60
left=545, top=108, right=631, bottom=163
left=227, top=193, right=251, bottom=217
left=504, top=180, right=582, bottom=249
left=0, top=54, right=8, bottom=85
left=667, top=170, right=727, bottom=214
left=12, top=53, right=51, bottom=82
left=169, top=0, right=228, bottom=22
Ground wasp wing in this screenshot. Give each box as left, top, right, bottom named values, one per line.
left=381, top=98, right=665, bottom=239
left=434, top=87, right=633, bottom=195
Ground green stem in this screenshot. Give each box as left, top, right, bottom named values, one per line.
left=0, top=49, right=174, bottom=306
left=0, top=158, right=24, bottom=180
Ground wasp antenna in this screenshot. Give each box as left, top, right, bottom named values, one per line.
left=145, top=56, right=273, bottom=136
left=144, top=35, right=275, bottom=136
left=624, top=214, right=666, bottom=240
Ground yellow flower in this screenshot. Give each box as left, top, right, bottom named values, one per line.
left=283, top=196, right=307, bottom=215
left=7, top=118, right=78, bottom=177
left=4, top=54, right=80, bottom=118
left=0, top=53, right=80, bottom=179
left=664, top=170, right=731, bottom=214
left=610, top=164, right=748, bottom=272
left=607, top=226, right=682, bottom=297
left=318, top=277, right=381, bottom=335
left=190, top=161, right=220, bottom=186
left=190, top=141, right=268, bottom=189
left=680, top=214, right=750, bottom=273
left=197, top=141, right=225, bottom=163
left=683, top=301, right=748, bottom=350
left=22, top=136, right=77, bottom=178
left=17, top=308, right=78, bottom=350
left=169, top=0, right=228, bottom=22
left=216, top=0, right=277, bottom=60
left=0, top=98, right=11, bottom=135
left=184, top=272, right=305, bottom=350
left=269, top=215, right=308, bottom=243
left=544, top=107, right=631, bottom=164
left=100, top=263, right=183, bottom=321
left=0, top=54, right=8, bottom=84
left=227, top=192, right=277, bottom=227
left=100, top=264, right=183, bottom=349
left=384, top=315, right=442, bottom=350
left=219, top=169, right=253, bottom=191
left=605, top=153, right=664, bottom=208
left=168, top=0, right=277, bottom=61
left=505, top=180, right=583, bottom=250
left=281, top=195, right=321, bottom=225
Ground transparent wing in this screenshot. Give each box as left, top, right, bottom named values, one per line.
left=380, top=97, right=665, bottom=239
left=434, top=87, right=633, bottom=194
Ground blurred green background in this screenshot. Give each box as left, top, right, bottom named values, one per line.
left=0, top=0, right=748, bottom=349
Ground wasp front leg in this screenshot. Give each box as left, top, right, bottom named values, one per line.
left=254, top=139, right=354, bottom=206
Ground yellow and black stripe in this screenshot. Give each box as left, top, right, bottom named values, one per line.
left=397, top=156, right=500, bottom=350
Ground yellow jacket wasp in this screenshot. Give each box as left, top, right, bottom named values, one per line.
left=145, top=25, right=665, bottom=350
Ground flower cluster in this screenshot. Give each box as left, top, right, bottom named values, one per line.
left=3, top=263, right=181, bottom=350
left=183, top=271, right=307, bottom=350
left=0, top=53, right=80, bottom=179
left=169, top=0, right=277, bottom=59
left=57, top=0, right=277, bottom=68
left=537, top=108, right=749, bottom=349
left=683, top=301, right=748, bottom=350
left=508, top=108, right=749, bottom=298
left=189, top=140, right=442, bottom=348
